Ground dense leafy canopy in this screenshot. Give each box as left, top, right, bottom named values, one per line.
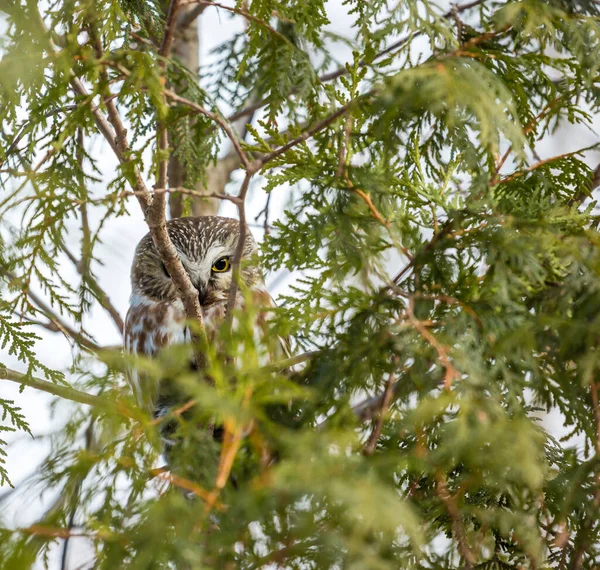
left=1, top=0, right=600, bottom=568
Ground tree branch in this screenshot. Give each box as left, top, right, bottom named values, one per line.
left=181, top=0, right=290, bottom=43
left=69, top=80, right=152, bottom=212
left=86, top=31, right=153, bottom=212
left=256, top=99, right=358, bottom=168
left=62, top=245, right=125, bottom=335
left=4, top=271, right=101, bottom=352
left=224, top=172, right=253, bottom=330
left=436, top=471, right=476, bottom=569
left=163, top=89, right=251, bottom=170
left=177, top=3, right=208, bottom=30
left=0, top=367, right=135, bottom=419
left=160, top=0, right=183, bottom=60
left=496, top=144, right=600, bottom=187
left=407, top=303, right=459, bottom=391
left=363, top=372, right=396, bottom=455
left=226, top=0, right=488, bottom=124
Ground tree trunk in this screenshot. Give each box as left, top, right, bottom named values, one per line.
left=167, top=5, right=239, bottom=218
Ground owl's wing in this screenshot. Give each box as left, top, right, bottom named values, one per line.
left=123, top=294, right=187, bottom=411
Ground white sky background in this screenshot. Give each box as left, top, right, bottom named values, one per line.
left=1, top=1, right=599, bottom=568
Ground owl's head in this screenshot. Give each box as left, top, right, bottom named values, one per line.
left=130, top=216, right=259, bottom=304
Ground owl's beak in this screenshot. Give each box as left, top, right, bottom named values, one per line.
left=192, top=270, right=210, bottom=305
left=197, top=287, right=208, bottom=305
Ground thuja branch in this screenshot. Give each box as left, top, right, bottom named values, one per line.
left=163, top=89, right=250, bottom=170
left=181, top=0, right=290, bottom=44
left=495, top=144, right=600, bottom=186
left=4, top=270, right=101, bottom=352
left=255, top=99, right=359, bottom=168
left=363, top=372, right=396, bottom=455
left=436, top=471, right=476, bottom=569
left=226, top=0, right=488, bottom=124
left=62, top=245, right=124, bottom=335
left=0, top=367, right=136, bottom=420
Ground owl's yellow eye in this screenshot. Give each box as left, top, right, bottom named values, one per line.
left=211, top=256, right=231, bottom=273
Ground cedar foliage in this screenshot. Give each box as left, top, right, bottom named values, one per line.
left=1, top=0, right=600, bottom=568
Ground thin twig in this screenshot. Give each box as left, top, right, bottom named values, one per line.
left=203, top=386, right=253, bottom=517
left=224, top=172, right=254, bottom=330
left=123, top=186, right=240, bottom=205
left=257, top=101, right=356, bottom=168
left=181, top=0, right=289, bottom=43
left=255, top=193, right=272, bottom=235
left=436, top=471, right=476, bottom=569
left=407, top=302, right=458, bottom=390
left=63, top=245, right=124, bottom=335
left=363, top=372, right=396, bottom=455
left=177, top=4, right=208, bottom=30
left=496, top=144, right=600, bottom=186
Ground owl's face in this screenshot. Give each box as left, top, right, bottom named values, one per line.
left=130, top=216, right=259, bottom=304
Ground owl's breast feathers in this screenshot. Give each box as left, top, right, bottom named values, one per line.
left=124, top=286, right=282, bottom=409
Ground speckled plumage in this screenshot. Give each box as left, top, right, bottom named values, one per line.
left=123, top=216, right=280, bottom=417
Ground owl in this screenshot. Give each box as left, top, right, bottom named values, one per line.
left=123, top=216, right=282, bottom=439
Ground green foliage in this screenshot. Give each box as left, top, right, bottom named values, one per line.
left=1, top=0, right=600, bottom=568
left=0, top=399, right=31, bottom=487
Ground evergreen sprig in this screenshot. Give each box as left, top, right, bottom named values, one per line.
left=1, top=0, right=600, bottom=568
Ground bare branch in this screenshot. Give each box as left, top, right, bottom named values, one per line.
left=145, top=195, right=211, bottom=367
left=160, top=0, right=183, bottom=60
left=69, top=79, right=152, bottom=212
left=224, top=172, right=253, bottom=331
left=181, top=1, right=289, bottom=43
left=87, top=32, right=153, bottom=211
left=123, top=186, right=241, bottom=205
left=177, top=4, right=208, bottom=30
